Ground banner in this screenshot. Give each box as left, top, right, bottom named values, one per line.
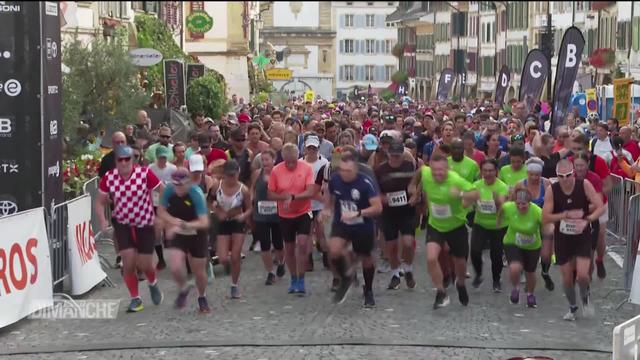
left=585, top=88, right=598, bottom=114
left=163, top=59, right=186, bottom=110
left=495, top=65, right=510, bottom=107
left=458, top=70, right=467, bottom=101
left=551, top=26, right=585, bottom=133
left=518, top=49, right=549, bottom=106
left=436, top=68, right=455, bottom=101
left=0, top=208, right=53, bottom=328
left=186, top=63, right=205, bottom=84
left=613, top=78, right=634, bottom=127
left=304, top=90, right=315, bottom=103
left=67, top=196, right=107, bottom=295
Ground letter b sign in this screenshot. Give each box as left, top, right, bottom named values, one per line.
left=565, top=44, right=577, bottom=68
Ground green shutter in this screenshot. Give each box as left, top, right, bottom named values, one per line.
left=633, top=18, right=640, bottom=51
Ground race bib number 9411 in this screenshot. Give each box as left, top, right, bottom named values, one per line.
left=386, top=191, right=408, bottom=207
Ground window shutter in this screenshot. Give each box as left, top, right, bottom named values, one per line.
left=340, top=14, right=345, bottom=28
left=358, top=66, right=364, bottom=81
left=354, top=40, right=360, bottom=53
left=375, top=40, right=380, bottom=54
left=376, top=14, right=385, bottom=28
left=355, top=14, right=365, bottom=28
left=339, top=66, right=344, bottom=81
left=376, top=65, right=384, bottom=82
left=340, top=40, right=344, bottom=53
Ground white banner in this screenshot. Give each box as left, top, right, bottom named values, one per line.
left=0, top=208, right=53, bottom=328
left=67, top=196, right=106, bottom=295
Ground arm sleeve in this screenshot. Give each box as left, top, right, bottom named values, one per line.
left=267, top=169, right=278, bottom=192
left=146, top=168, right=161, bottom=190
left=98, top=175, right=109, bottom=193
left=160, top=185, right=174, bottom=208
left=364, top=177, right=379, bottom=198
left=190, top=187, right=209, bottom=216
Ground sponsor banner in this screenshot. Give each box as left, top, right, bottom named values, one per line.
left=495, top=65, right=510, bottom=107
left=67, top=196, right=107, bottom=295
left=129, top=48, right=163, bottom=67
left=0, top=2, right=43, bottom=215
left=163, top=59, right=186, bottom=110
left=551, top=26, right=585, bottom=134
left=613, top=78, right=634, bottom=127
left=186, top=63, right=205, bottom=84
left=304, top=90, right=315, bottom=103
left=41, top=1, right=64, bottom=210
left=436, top=68, right=455, bottom=101
left=458, top=70, right=467, bottom=101
left=586, top=88, right=598, bottom=114
left=0, top=208, right=53, bottom=328
left=518, top=49, right=549, bottom=108
left=395, top=81, right=409, bottom=97
left=265, top=68, right=292, bottom=81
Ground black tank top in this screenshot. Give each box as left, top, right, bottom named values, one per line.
left=375, top=160, right=416, bottom=216
left=552, top=179, right=590, bottom=239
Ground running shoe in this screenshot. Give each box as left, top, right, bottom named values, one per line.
left=456, top=284, right=469, bottom=306
left=398, top=263, right=406, bottom=277
left=288, top=278, right=297, bottom=294
left=174, top=286, right=191, bottom=309
left=363, top=290, right=375, bottom=308
left=296, top=277, right=306, bottom=295
left=519, top=272, right=526, bottom=284
left=331, top=278, right=340, bottom=292
left=198, top=296, right=211, bottom=314
left=126, top=297, right=144, bottom=313
left=492, top=280, right=502, bottom=293
left=387, top=275, right=401, bottom=290
left=230, top=285, right=241, bottom=299
left=433, top=290, right=450, bottom=309
left=542, top=273, right=555, bottom=291
left=563, top=306, right=578, bottom=321
left=405, top=272, right=416, bottom=289
left=582, top=295, right=595, bottom=318
left=526, top=294, right=537, bottom=308
left=276, top=263, right=286, bottom=278
left=265, top=272, right=275, bottom=286
left=510, top=288, right=520, bottom=305
left=596, top=260, right=606, bottom=279
left=333, top=276, right=352, bottom=304
left=471, top=275, right=483, bottom=289
left=377, top=259, right=390, bottom=273
left=148, top=283, right=163, bottom=305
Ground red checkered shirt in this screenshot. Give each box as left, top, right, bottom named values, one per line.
left=99, top=165, right=161, bottom=227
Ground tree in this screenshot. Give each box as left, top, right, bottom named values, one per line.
left=186, top=73, right=228, bottom=119
left=62, top=29, right=147, bottom=156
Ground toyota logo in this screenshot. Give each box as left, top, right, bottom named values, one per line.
left=0, top=200, right=18, bottom=217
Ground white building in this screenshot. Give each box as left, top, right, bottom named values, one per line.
left=334, top=1, right=398, bottom=100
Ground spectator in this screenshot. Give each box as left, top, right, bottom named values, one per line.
left=172, top=141, right=188, bottom=168
left=619, top=126, right=640, bottom=161
left=145, top=126, right=174, bottom=163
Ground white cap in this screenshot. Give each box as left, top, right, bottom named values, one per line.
left=189, top=154, right=205, bottom=172
left=305, top=136, right=320, bottom=148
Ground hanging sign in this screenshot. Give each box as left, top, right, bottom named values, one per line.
left=186, top=10, right=213, bottom=34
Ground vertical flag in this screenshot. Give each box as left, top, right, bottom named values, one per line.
left=495, top=65, right=510, bottom=107
left=551, top=26, right=585, bottom=134
left=436, top=68, right=455, bottom=101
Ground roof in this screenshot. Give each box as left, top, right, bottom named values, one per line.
left=386, top=2, right=427, bottom=23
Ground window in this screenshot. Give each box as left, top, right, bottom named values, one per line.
left=344, top=39, right=355, bottom=53
left=344, top=65, right=355, bottom=81
left=345, top=14, right=354, bottom=27
left=366, top=14, right=375, bottom=27
left=617, top=22, right=630, bottom=51
left=365, top=39, right=375, bottom=54
left=385, top=65, right=394, bottom=81
left=365, top=65, right=375, bottom=81
left=385, top=39, right=393, bottom=53
left=633, top=17, right=640, bottom=52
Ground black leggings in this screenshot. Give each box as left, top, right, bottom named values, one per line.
left=254, top=222, right=283, bottom=251
left=470, top=225, right=506, bottom=282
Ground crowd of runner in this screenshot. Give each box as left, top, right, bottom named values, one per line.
left=96, top=95, right=634, bottom=320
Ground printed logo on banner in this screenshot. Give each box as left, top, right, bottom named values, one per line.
left=0, top=3, right=21, bottom=13
left=45, top=2, right=58, bottom=16
left=28, top=299, right=119, bottom=320
left=0, top=161, right=19, bottom=174
left=75, top=220, right=96, bottom=266
left=0, top=117, right=13, bottom=137
left=46, top=38, right=58, bottom=60
left=47, top=161, right=60, bottom=177
left=0, top=50, right=10, bottom=59
left=0, top=194, right=18, bottom=216
left=0, top=79, right=22, bottom=97
left=47, top=85, right=58, bottom=95
left=49, top=120, right=58, bottom=137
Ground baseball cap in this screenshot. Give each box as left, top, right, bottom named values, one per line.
left=188, top=154, right=205, bottom=172
left=227, top=112, right=238, bottom=125
left=223, top=159, right=240, bottom=174
left=380, top=130, right=395, bottom=142
left=114, top=145, right=133, bottom=159
left=155, top=145, right=171, bottom=159
left=238, top=113, right=251, bottom=123
left=204, top=117, right=214, bottom=124
left=305, top=136, right=320, bottom=148
left=362, top=134, right=379, bottom=151
left=171, top=168, right=190, bottom=185
left=388, top=140, right=404, bottom=155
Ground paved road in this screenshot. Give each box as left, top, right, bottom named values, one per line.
left=0, top=231, right=636, bottom=360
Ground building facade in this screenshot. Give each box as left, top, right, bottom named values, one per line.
left=333, top=1, right=398, bottom=100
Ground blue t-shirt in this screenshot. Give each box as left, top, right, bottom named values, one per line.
left=161, top=184, right=208, bottom=221
left=476, top=135, right=509, bottom=152
left=328, top=172, right=378, bottom=231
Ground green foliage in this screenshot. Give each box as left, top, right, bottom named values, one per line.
left=252, top=91, right=270, bottom=105
left=392, top=43, right=404, bottom=58
left=186, top=73, right=228, bottom=118
left=135, top=14, right=194, bottom=91
left=62, top=31, right=147, bottom=157
left=391, top=70, right=408, bottom=84
left=379, top=89, right=395, bottom=102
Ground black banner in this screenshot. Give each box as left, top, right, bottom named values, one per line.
left=436, top=68, right=455, bottom=101
left=495, top=65, right=510, bottom=107
left=396, top=82, right=409, bottom=97
left=518, top=49, right=549, bottom=109
left=42, top=1, right=64, bottom=210
left=551, top=26, right=585, bottom=133
left=458, top=70, right=467, bottom=101
left=186, top=63, right=205, bottom=85
left=164, top=59, right=185, bottom=110
left=0, top=2, right=42, bottom=216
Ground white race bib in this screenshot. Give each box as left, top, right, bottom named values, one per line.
left=340, top=200, right=364, bottom=225
left=477, top=200, right=496, bottom=214
left=515, top=233, right=535, bottom=246
left=430, top=203, right=452, bottom=219
left=257, top=201, right=277, bottom=215
left=559, top=219, right=583, bottom=235
left=387, top=190, right=408, bottom=207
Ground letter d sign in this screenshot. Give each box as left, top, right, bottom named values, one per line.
left=501, top=74, right=508, bottom=87
left=565, top=44, right=577, bottom=67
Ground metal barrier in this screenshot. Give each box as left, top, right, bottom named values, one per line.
left=607, top=174, right=625, bottom=240
left=623, top=194, right=640, bottom=290
left=83, top=177, right=118, bottom=274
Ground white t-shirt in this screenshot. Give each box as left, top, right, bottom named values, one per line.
left=306, top=155, right=329, bottom=211
left=149, top=162, right=177, bottom=205
left=593, top=137, right=614, bottom=160
left=601, top=148, right=634, bottom=167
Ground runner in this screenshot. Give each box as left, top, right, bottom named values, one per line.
left=251, top=149, right=285, bottom=285
left=448, top=139, right=480, bottom=184
left=303, top=135, right=330, bottom=271
left=542, top=160, right=605, bottom=321
left=268, top=143, right=316, bottom=294
left=95, top=145, right=165, bottom=313
left=470, top=159, right=508, bottom=292
left=188, top=154, right=216, bottom=278
left=321, top=152, right=383, bottom=307
left=411, top=154, right=479, bottom=309
left=213, top=160, right=252, bottom=299
left=497, top=187, right=543, bottom=308
left=157, top=169, right=211, bottom=313
left=498, top=145, right=527, bottom=188
left=375, top=139, right=417, bottom=290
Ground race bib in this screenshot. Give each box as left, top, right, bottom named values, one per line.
left=477, top=200, right=496, bottom=214
left=387, top=191, right=408, bottom=207
left=515, top=233, right=535, bottom=246
left=559, top=219, right=583, bottom=235
left=430, top=203, right=452, bottom=219
left=257, top=201, right=277, bottom=215
left=340, top=200, right=364, bottom=225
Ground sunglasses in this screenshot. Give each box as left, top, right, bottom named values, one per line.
left=117, top=157, right=131, bottom=163
left=557, top=171, right=574, bottom=179
left=200, top=145, right=211, bottom=149
left=160, top=135, right=171, bottom=139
